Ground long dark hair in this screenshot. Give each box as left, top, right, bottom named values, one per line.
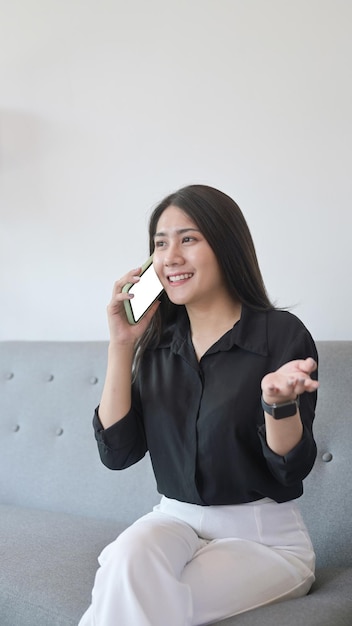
left=133, top=184, right=273, bottom=372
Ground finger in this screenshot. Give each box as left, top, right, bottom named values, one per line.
left=287, top=375, right=319, bottom=396
left=297, top=357, right=318, bottom=375
left=263, top=375, right=300, bottom=400
left=302, top=378, right=320, bottom=392
left=112, top=268, right=142, bottom=296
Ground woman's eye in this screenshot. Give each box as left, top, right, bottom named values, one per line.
left=182, top=236, right=195, bottom=243
left=154, top=240, right=166, bottom=248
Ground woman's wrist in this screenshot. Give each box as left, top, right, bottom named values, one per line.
left=108, top=338, right=136, bottom=353
left=261, top=395, right=300, bottom=420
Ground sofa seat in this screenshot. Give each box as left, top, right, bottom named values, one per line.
left=1, top=502, right=351, bottom=626
left=0, top=504, right=121, bottom=626
left=218, top=567, right=352, bottom=626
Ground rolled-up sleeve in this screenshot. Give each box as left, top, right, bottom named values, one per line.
left=257, top=419, right=317, bottom=486
left=93, top=382, right=147, bottom=470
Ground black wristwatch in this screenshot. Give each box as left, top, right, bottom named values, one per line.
left=261, top=396, right=300, bottom=420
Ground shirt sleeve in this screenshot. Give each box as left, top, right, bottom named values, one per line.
left=257, top=323, right=318, bottom=486
left=257, top=419, right=317, bottom=486
left=93, top=380, right=148, bottom=470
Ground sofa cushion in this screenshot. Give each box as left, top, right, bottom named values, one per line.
left=1, top=504, right=351, bottom=626
left=220, top=568, right=352, bottom=625
left=0, top=504, right=121, bottom=626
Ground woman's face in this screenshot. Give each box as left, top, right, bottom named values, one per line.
left=153, top=205, right=228, bottom=310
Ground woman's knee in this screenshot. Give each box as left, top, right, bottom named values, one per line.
left=99, top=520, right=157, bottom=567
left=98, top=513, right=199, bottom=578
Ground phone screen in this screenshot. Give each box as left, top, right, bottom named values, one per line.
left=128, top=263, right=164, bottom=322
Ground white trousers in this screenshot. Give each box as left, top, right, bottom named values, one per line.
left=78, top=496, right=315, bottom=626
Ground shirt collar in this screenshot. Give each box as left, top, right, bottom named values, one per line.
left=226, top=305, right=269, bottom=356
left=162, top=305, right=269, bottom=358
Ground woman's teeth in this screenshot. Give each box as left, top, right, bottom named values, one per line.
left=168, top=273, right=193, bottom=283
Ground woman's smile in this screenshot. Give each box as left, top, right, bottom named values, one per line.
left=167, top=272, right=194, bottom=284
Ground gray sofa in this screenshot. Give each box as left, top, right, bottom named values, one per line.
left=0, top=340, right=351, bottom=626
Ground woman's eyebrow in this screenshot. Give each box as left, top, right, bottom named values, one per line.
left=153, top=228, right=200, bottom=238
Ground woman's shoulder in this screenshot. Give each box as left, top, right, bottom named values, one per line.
left=264, top=308, right=317, bottom=358
left=266, top=307, right=308, bottom=328
left=243, top=305, right=311, bottom=336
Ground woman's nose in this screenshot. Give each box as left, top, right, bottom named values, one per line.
left=164, top=243, right=183, bottom=266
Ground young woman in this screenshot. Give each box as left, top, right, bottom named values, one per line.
left=79, top=185, right=319, bottom=626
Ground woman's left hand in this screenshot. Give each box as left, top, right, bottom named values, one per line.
left=261, top=357, right=319, bottom=405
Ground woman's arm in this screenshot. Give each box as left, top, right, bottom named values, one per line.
left=261, top=357, right=319, bottom=456
left=98, top=341, right=135, bottom=429
left=98, top=269, right=159, bottom=430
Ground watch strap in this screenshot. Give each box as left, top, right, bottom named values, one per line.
left=261, top=395, right=300, bottom=420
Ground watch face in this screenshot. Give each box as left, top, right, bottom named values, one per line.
left=272, top=401, right=299, bottom=420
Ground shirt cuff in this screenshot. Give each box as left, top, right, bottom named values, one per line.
left=257, top=423, right=317, bottom=485
left=93, top=405, right=140, bottom=451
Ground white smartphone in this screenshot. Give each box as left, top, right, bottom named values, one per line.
left=122, top=255, right=164, bottom=324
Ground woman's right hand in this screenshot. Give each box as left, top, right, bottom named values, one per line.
left=99, top=267, right=160, bottom=429
left=106, top=268, right=160, bottom=345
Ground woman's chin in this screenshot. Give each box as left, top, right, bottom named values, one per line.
left=165, top=291, right=189, bottom=306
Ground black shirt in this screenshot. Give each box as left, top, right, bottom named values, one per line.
left=94, top=306, right=318, bottom=505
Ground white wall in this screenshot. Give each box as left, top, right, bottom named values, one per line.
left=1, top=0, right=351, bottom=341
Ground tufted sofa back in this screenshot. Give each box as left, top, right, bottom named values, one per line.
left=0, top=342, right=160, bottom=526
left=0, top=340, right=351, bottom=568
left=299, top=341, right=352, bottom=568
